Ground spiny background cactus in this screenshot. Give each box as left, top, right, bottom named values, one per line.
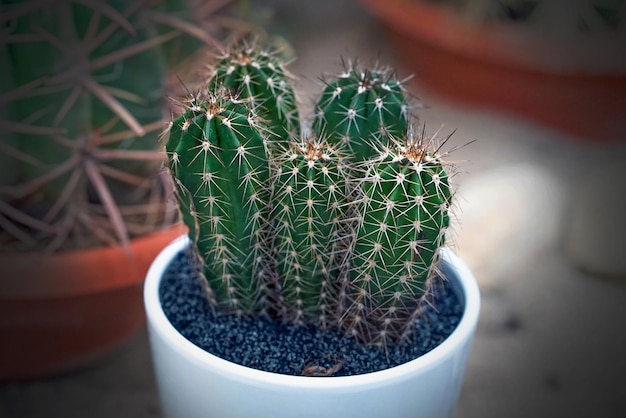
left=270, top=134, right=349, bottom=328
left=207, top=42, right=300, bottom=144
left=312, top=60, right=411, bottom=162
left=0, top=0, right=236, bottom=253
left=165, top=89, right=274, bottom=315
left=342, top=126, right=454, bottom=347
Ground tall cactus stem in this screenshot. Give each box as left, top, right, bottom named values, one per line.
left=270, top=133, right=350, bottom=328
left=342, top=125, right=454, bottom=347
left=165, top=88, right=274, bottom=315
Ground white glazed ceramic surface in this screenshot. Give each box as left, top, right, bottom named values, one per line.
left=145, top=236, right=480, bottom=418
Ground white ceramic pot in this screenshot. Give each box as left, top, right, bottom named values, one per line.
left=144, top=236, right=480, bottom=418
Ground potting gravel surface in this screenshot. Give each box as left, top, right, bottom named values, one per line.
left=159, top=248, right=463, bottom=377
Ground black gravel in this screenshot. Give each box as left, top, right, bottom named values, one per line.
left=159, top=248, right=464, bottom=376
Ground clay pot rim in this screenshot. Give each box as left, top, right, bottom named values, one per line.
left=360, top=0, right=626, bottom=75
left=0, top=224, right=186, bottom=300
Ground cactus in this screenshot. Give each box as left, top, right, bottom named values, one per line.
left=208, top=43, right=300, bottom=144
left=270, top=134, right=348, bottom=328
left=165, top=89, right=273, bottom=315
left=342, top=126, right=453, bottom=347
left=165, top=43, right=461, bottom=351
left=312, top=60, right=411, bottom=162
left=0, top=0, right=234, bottom=253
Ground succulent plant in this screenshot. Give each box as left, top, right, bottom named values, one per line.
left=0, top=0, right=235, bottom=253
left=342, top=127, right=454, bottom=346
left=165, top=89, right=274, bottom=315
left=312, top=60, right=411, bottom=162
left=166, top=44, right=458, bottom=349
left=270, top=134, right=349, bottom=328
left=207, top=42, right=300, bottom=144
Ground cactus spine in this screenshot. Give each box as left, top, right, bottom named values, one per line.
left=344, top=128, right=453, bottom=346
left=270, top=135, right=348, bottom=328
left=313, top=61, right=410, bottom=161
left=165, top=90, right=273, bottom=315
left=208, top=44, right=300, bottom=144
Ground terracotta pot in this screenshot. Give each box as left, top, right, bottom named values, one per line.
left=360, top=0, right=626, bottom=141
left=0, top=224, right=186, bottom=381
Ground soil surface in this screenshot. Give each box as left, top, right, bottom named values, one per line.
left=159, top=249, right=463, bottom=376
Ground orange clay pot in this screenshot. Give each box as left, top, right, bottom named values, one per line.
left=0, top=224, right=186, bottom=381
left=360, top=0, right=626, bottom=141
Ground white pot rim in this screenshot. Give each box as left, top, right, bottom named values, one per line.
left=144, top=235, right=480, bottom=389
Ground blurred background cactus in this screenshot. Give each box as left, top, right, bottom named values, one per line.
left=0, top=0, right=243, bottom=253
left=165, top=42, right=458, bottom=348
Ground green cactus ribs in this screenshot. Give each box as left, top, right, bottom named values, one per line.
left=313, top=59, right=413, bottom=161
left=343, top=125, right=454, bottom=347
left=270, top=134, right=349, bottom=328
left=208, top=42, right=300, bottom=144
left=165, top=88, right=273, bottom=315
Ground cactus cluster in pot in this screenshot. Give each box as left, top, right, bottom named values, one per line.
left=0, top=0, right=239, bottom=254
left=165, top=43, right=457, bottom=348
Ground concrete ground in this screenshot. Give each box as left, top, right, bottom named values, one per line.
left=1, top=1, right=625, bottom=417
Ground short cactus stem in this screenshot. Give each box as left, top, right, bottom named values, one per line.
left=270, top=134, right=349, bottom=328
left=165, top=88, right=273, bottom=315
left=343, top=126, right=453, bottom=346
left=312, top=60, right=411, bottom=161
left=208, top=43, right=300, bottom=145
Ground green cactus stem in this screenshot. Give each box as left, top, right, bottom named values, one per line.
left=343, top=126, right=454, bottom=347
left=208, top=43, right=300, bottom=144
left=312, top=60, right=411, bottom=162
left=270, top=134, right=349, bottom=328
left=165, top=88, right=273, bottom=315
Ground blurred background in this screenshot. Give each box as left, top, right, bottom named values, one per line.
left=1, top=0, right=625, bottom=417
